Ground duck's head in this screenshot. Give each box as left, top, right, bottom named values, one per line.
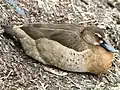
left=81, top=26, right=118, bottom=53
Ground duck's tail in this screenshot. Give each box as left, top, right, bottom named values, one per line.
left=1, top=25, right=16, bottom=36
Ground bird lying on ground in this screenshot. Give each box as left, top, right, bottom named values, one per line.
left=1, top=23, right=118, bottom=74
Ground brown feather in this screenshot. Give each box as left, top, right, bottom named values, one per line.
left=20, top=23, right=86, bottom=51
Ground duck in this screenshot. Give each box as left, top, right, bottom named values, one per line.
left=1, top=23, right=118, bottom=74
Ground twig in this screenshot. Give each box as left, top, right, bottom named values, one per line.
left=0, top=69, right=13, bottom=80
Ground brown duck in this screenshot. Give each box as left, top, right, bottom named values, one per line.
left=2, top=23, right=118, bottom=74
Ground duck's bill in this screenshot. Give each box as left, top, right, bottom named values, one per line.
left=100, top=40, right=119, bottom=53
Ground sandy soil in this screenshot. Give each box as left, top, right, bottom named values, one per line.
left=0, top=0, right=120, bottom=90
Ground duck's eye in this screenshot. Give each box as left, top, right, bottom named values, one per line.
left=94, top=33, right=102, bottom=38
left=94, top=34, right=98, bottom=37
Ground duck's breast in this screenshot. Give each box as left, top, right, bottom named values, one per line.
left=85, top=46, right=114, bottom=74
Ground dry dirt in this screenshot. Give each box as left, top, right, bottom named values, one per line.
left=0, top=0, right=120, bottom=90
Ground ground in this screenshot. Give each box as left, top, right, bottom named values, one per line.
left=0, top=0, right=120, bottom=90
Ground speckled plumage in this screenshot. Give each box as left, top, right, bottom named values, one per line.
left=2, top=23, right=116, bottom=74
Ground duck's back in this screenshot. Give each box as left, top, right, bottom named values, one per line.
left=21, top=23, right=87, bottom=52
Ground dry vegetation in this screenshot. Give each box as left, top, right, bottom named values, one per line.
left=0, top=0, right=120, bottom=90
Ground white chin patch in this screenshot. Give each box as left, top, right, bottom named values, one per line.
left=99, top=40, right=103, bottom=44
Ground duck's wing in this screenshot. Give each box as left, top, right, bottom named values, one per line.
left=20, top=23, right=84, bottom=51
left=25, top=23, right=82, bottom=31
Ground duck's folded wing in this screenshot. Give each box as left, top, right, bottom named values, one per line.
left=20, top=24, right=83, bottom=51
left=25, top=23, right=81, bottom=31
left=50, top=30, right=82, bottom=49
